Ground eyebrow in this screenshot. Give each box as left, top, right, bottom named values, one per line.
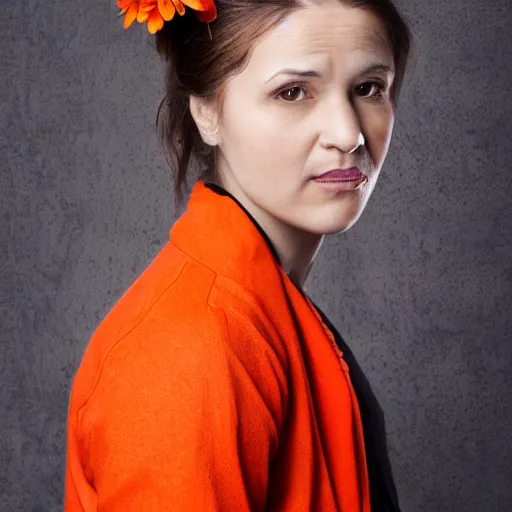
left=265, top=64, right=395, bottom=83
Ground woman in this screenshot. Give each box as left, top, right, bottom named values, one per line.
left=65, top=0, right=412, bottom=510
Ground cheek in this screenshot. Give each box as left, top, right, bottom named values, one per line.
left=364, top=110, right=394, bottom=165
left=222, top=102, right=306, bottom=165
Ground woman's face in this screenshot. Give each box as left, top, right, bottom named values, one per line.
left=211, top=0, right=395, bottom=235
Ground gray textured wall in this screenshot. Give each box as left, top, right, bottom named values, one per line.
left=2, top=0, right=511, bottom=510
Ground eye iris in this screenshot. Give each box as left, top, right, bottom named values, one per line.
left=359, top=83, right=372, bottom=95
left=359, top=83, right=383, bottom=97
left=283, top=87, right=301, bottom=100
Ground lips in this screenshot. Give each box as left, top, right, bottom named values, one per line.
left=315, top=167, right=365, bottom=181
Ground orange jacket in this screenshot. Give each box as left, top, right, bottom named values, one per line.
left=64, top=180, right=371, bottom=511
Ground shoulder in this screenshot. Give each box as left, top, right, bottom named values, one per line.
left=69, top=246, right=288, bottom=424
left=69, top=243, right=214, bottom=411
left=67, top=263, right=290, bottom=510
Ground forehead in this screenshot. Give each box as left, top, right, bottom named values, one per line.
left=247, top=2, right=393, bottom=74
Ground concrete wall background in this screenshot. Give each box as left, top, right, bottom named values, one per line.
left=2, top=0, right=511, bottom=510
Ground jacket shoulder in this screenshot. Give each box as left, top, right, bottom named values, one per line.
left=70, top=249, right=289, bottom=436
left=67, top=254, right=290, bottom=510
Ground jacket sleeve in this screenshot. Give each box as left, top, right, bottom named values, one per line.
left=76, top=304, right=288, bottom=511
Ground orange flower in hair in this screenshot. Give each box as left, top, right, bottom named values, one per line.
left=117, top=0, right=217, bottom=34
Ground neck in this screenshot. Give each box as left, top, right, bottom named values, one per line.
left=213, top=174, right=324, bottom=291
left=277, top=226, right=324, bottom=291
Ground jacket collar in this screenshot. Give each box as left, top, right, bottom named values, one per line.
left=170, top=180, right=307, bottom=301
left=202, top=182, right=283, bottom=267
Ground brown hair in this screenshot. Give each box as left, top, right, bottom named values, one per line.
left=154, top=0, right=413, bottom=212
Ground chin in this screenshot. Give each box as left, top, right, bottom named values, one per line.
left=315, top=216, right=362, bottom=235
left=291, top=214, right=360, bottom=236
left=301, top=201, right=369, bottom=235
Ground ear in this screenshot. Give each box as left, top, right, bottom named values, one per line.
left=189, top=95, right=220, bottom=146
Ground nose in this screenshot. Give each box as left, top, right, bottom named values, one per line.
left=319, top=95, right=365, bottom=153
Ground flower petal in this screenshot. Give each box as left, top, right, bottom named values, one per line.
left=171, top=0, right=186, bottom=16
left=140, top=0, right=157, bottom=9
left=195, top=3, right=216, bottom=22
left=147, top=8, right=164, bottom=33
left=123, top=3, right=139, bottom=29
left=137, top=9, right=149, bottom=22
left=181, top=0, right=215, bottom=12
left=158, top=0, right=176, bottom=21
left=117, top=0, right=133, bottom=9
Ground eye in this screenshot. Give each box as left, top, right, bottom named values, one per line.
left=275, top=80, right=387, bottom=103
left=355, top=81, right=387, bottom=99
left=276, top=84, right=309, bottom=102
